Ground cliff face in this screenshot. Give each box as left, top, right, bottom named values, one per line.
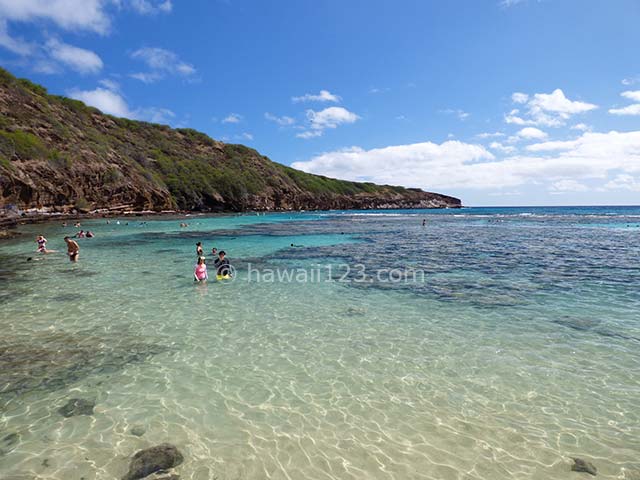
left=0, top=68, right=461, bottom=214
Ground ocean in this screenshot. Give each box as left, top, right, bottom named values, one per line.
left=1, top=206, right=639, bottom=479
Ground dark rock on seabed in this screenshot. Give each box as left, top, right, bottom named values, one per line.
left=571, top=457, right=597, bottom=476
left=58, top=398, right=95, bottom=417
left=122, top=444, right=184, bottom=480
left=130, top=425, right=146, bottom=437
left=0, top=431, right=19, bottom=455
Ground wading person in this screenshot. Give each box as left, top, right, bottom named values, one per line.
left=64, top=236, right=80, bottom=262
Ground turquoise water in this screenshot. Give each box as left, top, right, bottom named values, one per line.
left=1, top=207, right=639, bottom=479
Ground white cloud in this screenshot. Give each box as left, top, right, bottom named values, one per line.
left=238, top=132, right=253, bottom=141
left=222, top=113, right=242, bottom=124
left=476, top=131, right=505, bottom=139
left=137, top=106, right=174, bottom=124
left=130, top=0, right=172, bottom=15
left=609, top=90, right=640, bottom=116
left=506, top=89, right=597, bottom=127
left=621, top=90, right=640, bottom=102
left=489, top=142, right=516, bottom=154
left=68, top=87, right=133, bottom=117
left=571, top=123, right=591, bottom=132
left=603, top=174, right=640, bottom=192
left=549, top=179, right=588, bottom=193
left=517, top=127, right=547, bottom=140
left=130, top=47, right=195, bottom=82
left=512, top=92, right=529, bottom=104
left=68, top=81, right=174, bottom=123
left=0, top=19, right=34, bottom=55
left=0, top=0, right=112, bottom=34
left=292, top=130, right=640, bottom=192
left=264, top=112, right=295, bottom=126
left=525, top=139, right=578, bottom=152
left=609, top=104, right=640, bottom=116
left=622, top=76, right=640, bottom=86
left=292, top=90, right=341, bottom=103
left=296, top=106, right=359, bottom=138
left=296, top=130, right=323, bottom=139
left=46, top=37, right=102, bottom=74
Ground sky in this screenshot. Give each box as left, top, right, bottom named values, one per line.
left=0, top=0, right=639, bottom=206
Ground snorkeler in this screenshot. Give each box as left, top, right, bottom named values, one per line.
left=214, top=250, right=231, bottom=276
left=64, top=236, right=80, bottom=262
left=194, top=256, right=208, bottom=282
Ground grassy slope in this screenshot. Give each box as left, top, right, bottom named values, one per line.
left=0, top=68, right=459, bottom=211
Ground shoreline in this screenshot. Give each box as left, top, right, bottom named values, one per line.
left=0, top=205, right=464, bottom=239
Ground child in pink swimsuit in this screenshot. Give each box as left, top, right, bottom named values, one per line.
left=194, top=256, right=208, bottom=282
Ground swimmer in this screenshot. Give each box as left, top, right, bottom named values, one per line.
left=76, top=230, right=85, bottom=238
left=194, top=256, right=208, bottom=282
left=74, top=222, right=81, bottom=228
left=211, top=247, right=217, bottom=256
left=422, top=219, right=426, bottom=227
left=196, top=242, right=203, bottom=256
left=64, top=236, right=80, bottom=262
left=86, top=231, right=94, bottom=238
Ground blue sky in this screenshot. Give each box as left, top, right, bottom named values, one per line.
left=1, top=0, right=639, bottom=206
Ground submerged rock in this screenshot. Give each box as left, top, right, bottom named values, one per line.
left=130, top=425, right=146, bottom=437
left=58, top=398, right=95, bottom=417
left=571, top=457, right=597, bottom=476
left=122, top=444, right=183, bottom=480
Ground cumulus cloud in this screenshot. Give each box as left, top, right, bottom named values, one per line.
left=296, top=106, right=359, bottom=138
left=292, top=130, right=640, bottom=192
left=609, top=90, right=640, bottom=116
left=68, top=81, right=174, bottom=123
left=307, top=107, right=358, bottom=129
left=571, top=123, right=591, bottom=132
left=68, top=87, right=133, bottom=117
left=505, top=88, right=597, bottom=127
left=222, top=113, right=242, bottom=124
left=489, top=142, right=516, bottom=154
left=130, top=47, right=196, bottom=83
left=46, top=37, right=102, bottom=74
left=0, top=0, right=112, bottom=34
left=609, top=104, right=640, bottom=116
left=292, top=90, right=341, bottom=103
left=511, top=92, right=529, bottom=104
left=264, top=112, right=295, bottom=126
left=517, top=127, right=547, bottom=140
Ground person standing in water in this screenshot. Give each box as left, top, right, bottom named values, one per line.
left=36, top=235, right=47, bottom=253
left=214, top=250, right=231, bottom=276
left=422, top=218, right=426, bottom=227
left=196, top=242, right=204, bottom=257
left=64, top=236, right=80, bottom=262
left=194, top=256, right=208, bottom=282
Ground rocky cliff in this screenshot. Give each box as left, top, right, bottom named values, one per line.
left=0, top=68, right=461, bottom=215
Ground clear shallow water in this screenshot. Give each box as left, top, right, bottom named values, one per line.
left=1, top=207, right=639, bottom=480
